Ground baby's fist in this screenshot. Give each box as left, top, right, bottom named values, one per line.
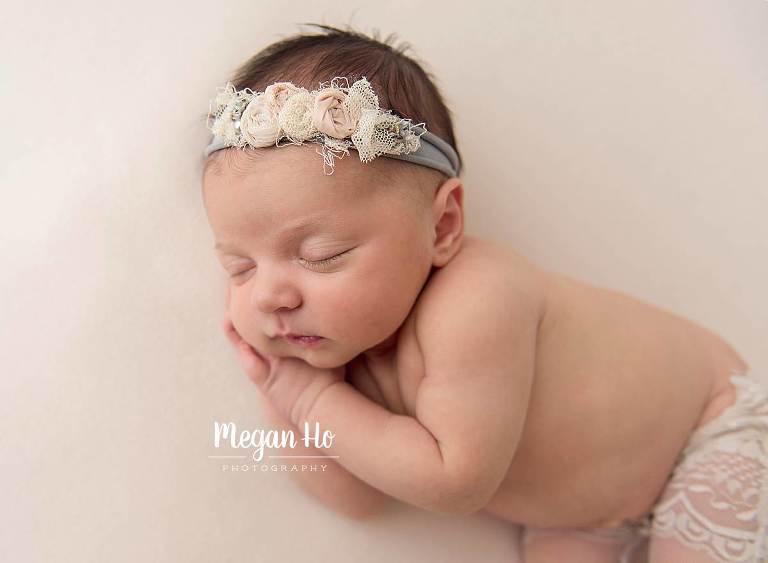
left=221, top=313, right=345, bottom=425
left=262, top=355, right=345, bottom=426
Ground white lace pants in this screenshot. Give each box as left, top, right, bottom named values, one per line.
left=522, top=373, right=768, bottom=562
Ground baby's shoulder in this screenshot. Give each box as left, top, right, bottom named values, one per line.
left=413, top=235, right=547, bottom=343
left=419, top=235, right=546, bottom=312
left=353, top=235, right=545, bottom=416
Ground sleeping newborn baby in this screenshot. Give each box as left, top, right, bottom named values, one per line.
left=200, top=29, right=768, bottom=563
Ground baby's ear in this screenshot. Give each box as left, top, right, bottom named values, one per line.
left=431, top=178, right=464, bottom=267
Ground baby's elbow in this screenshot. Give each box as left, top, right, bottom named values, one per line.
left=443, top=489, right=496, bottom=516
left=430, top=473, right=499, bottom=516
left=432, top=445, right=517, bottom=515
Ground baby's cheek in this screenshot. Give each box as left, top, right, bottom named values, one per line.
left=229, top=311, right=268, bottom=349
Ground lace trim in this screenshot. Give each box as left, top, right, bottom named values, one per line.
left=649, top=374, right=768, bottom=561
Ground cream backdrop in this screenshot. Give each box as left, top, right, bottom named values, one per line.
left=1, top=1, right=766, bottom=561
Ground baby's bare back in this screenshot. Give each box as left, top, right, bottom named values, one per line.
left=480, top=249, right=749, bottom=528
left=350, top=236, right=748, bottom=528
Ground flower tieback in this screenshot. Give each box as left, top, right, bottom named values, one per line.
left=204, top=76, right=458, bottom=176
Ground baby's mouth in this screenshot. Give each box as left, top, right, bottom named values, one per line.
left=283, top=334, right=325, bottom=347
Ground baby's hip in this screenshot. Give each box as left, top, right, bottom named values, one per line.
left=674, top=370, right=768, bottom=460
left=692, top=366, right=751, bottom=430
left=613, top=370, right=768, bottom=536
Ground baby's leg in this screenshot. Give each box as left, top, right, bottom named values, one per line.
left=521, top=524, right=648, bottom=563
left=646, top=374, right=768, bottom=562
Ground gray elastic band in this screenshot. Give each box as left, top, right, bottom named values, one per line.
left=203, top=123, right=461, bottom=178
left=384, top=125, right=461, bottom=178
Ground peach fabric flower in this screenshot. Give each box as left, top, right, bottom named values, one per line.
left=312, top=88, right=357, bottom=139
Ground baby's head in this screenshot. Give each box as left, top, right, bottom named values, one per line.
left=202, top=24, right=464, bottom=369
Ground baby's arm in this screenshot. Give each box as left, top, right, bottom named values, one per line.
left=258, top=393, right=393, bottom=520
left=294, top=259, right=539, bottom=515
left=220, top=310, right=392, bottom=519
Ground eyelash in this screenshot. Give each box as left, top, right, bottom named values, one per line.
left=302, top=249, right=351, bottom=268
left=230, top=249, right=351, bottom=278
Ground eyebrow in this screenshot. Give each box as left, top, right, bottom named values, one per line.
left=213, top=217, right=333, bottom=252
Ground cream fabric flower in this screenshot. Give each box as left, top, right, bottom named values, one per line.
left=240, top=93, right=280, bottom=147
left=277, top=90, right=315, bottom=140
left=312, top=88, right=357, bottom=139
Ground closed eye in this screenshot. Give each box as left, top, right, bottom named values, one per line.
left=230, top=266, right=254, bottom=278
left=300, top=248, right=353, bottom=270
left=228, top=248, right=353, bottom=278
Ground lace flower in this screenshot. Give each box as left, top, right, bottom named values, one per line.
left=277, top=89, right=316, bottom=140
left=214, top=84, right=237, bottom=111
left=209, top=83, right=240, bottom=144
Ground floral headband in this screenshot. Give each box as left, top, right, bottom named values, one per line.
left=204, top=76, right=461, bottom=177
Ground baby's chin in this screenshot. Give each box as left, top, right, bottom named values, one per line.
left=262, top=337, right=356, bottom=370
left=244, top=321, right=378, bottom=367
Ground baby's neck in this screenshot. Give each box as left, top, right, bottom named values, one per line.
left=362, top=327, right=401, bottom=363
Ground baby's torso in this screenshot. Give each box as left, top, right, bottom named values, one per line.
left=347, top=236, right=749, bottom=528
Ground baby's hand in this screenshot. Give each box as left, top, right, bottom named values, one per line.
left=221, top=311, right=345, bottom=425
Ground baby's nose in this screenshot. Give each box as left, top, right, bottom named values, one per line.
left=249, top=266, right=301, bottom=314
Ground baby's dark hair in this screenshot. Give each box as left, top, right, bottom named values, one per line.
left=203, top=23, right=462, bottom=196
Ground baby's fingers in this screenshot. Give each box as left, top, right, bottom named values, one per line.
left=236, top=340, right=270, bottom=387
left=221, top=313, right=243, bottom=349
left=220, top=314, right=273, bottom=386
